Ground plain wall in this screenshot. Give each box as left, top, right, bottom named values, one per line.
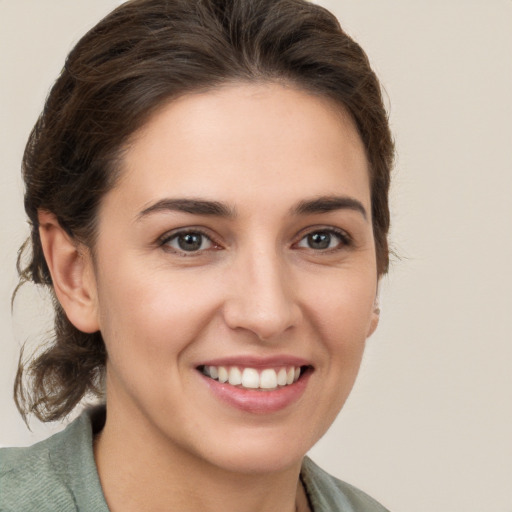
left=1, top=1, right=511, bottom=511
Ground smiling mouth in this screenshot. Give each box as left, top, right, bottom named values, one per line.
left=198, top=365, right=310, bottom=391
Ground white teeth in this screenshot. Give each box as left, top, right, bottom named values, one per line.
left=203, top=365, right=304, bottom=390
left=228, top=367, right=242, bottom=386
left=260, top=369, right=278, bottom=389
left=218, top=366, right=228, bottom=383
left=208, top=366, right=218, bottom=379
left=277, top=368, right=287, bottom=386
left=241, top=368, right=260, bottom=388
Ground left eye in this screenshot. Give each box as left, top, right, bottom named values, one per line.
left=163, top=231, right=214, bottom=252
left=296, top=230, right=347, bottom=251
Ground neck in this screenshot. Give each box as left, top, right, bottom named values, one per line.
left=93, top=404, right=306, bottom=512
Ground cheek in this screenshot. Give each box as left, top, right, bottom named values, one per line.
left=303, top=268, right=376, bottom=401
left=96, top=265, right=221, bottom=363
left=304, top=269, right=377, bottom=338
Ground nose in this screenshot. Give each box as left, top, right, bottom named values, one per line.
left=222, top=249, right=302, bottom=342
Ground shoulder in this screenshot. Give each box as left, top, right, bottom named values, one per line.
left=0, top=407, right=108, bottom=512
left=301, top=457, right=391, bottom=512
left=0, top=431, right=78, bottom=511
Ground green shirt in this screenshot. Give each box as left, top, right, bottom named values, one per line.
left=0, top=408, right=390, bottom=511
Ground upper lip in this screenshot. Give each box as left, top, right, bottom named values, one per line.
left=195, top=355, right=312, bottom=369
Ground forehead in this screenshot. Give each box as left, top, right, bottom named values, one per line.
left=110, top=82, right=370, bottom=215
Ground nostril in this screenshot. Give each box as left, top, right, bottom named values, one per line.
left=223, top=303, right=301, bottom=342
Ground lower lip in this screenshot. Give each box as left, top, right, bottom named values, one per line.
left=200, top=369, right=311, bottom=414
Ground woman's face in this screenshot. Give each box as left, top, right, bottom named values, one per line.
left=88, top=83, right=379, bottom=473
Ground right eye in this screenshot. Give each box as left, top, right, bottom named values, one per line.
left=161, top=231, right=215, bottom=254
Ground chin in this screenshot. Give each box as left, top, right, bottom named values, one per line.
left=193, top=425, right=321, bottom=476
left=210, top=447, right=305, bottom=476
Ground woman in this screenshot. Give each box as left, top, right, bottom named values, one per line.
left=1, top=0, right=393, bottom=510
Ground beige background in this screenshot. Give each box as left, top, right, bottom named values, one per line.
left=1, top=1, right=511, bottom=511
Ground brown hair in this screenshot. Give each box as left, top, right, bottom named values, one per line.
left=15, top=0, right=394, bottom=422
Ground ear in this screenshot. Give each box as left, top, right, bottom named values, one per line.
left=366, top=293, right=381, bottom=338
left=38, top=210, right=100, bottom=333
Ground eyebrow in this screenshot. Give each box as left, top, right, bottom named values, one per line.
left=137, top=195, right=367, bottom=221
left=292, top=195, right=368, bottom=220
left=138, top=198, right=236, bottom=220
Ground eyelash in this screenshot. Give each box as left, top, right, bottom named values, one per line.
left=294, top=227, right=352, bottom=252
left=159, top=228, right=220, bottom=256
left=158, top=227, right=352, bottom=256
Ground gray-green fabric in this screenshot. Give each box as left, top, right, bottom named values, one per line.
left=0, top=409, right=390, bottom=511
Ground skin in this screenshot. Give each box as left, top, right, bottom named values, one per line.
left=39, top=82, right=380, bottom=512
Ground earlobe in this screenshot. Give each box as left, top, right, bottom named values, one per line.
left=38, top=210, right=100, bottom=334
left=367, top=306, right=380, bottom=338
left=367, top=296, right=380, bottom=338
